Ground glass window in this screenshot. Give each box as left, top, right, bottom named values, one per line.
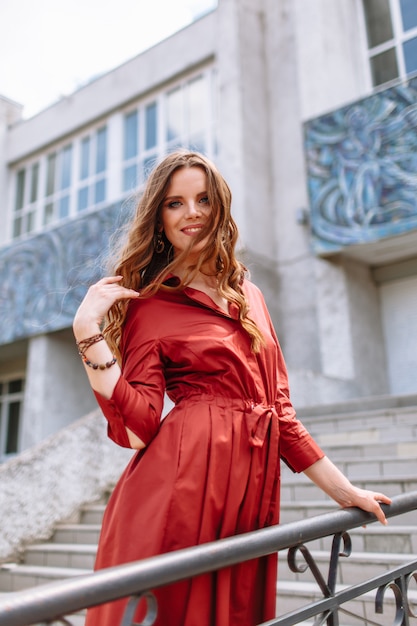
left=370, top=47, right=399, bottom=86
left=30, top=163, right=39, bottom=203
left=0, top=377, right=24, bottom=459
left=80, top=137, right=90, bottom=179
left=96, top=127, right=107, bottom=174
left=27, top=211, right=35, bottom=232
left=400, top=0, right=417, bottom=31
left=78, top=186, right=89, bottom=212
left=60, top=145, right=72, bottom=190
left=188, top=76, right=206, bottom=136
left=59, top=196, right=70, bottom=218
left=95, top=179, right=106, bottom=203
left=15, top=170, right=26, bottom=211
left=145, top=102, right=158, bottom=149
left=403, top=36, right=417, bottom=73
left=123, top=165, right=138, bottom=192
left=8, top=380, right=23, bottom=394
left=45, top=153, right=56, bottom=197
left=124, top=111, right=138, bottom=160
left=44, top=202, right=54, bottom=225
left=166, top=88, right=183, bottom=141
left=6, top=402, right=20, bottom=454
left=363, top=0, right=393, bottom=47
left=12, top=218, right=22, bottom=238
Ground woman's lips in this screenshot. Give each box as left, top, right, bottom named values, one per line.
left=181, top=225, right=204, bottom=235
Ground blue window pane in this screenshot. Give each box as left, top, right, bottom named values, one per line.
left=123, top=165, right=138, bottom=192
left=403, top=36, right=417, bottom=74
left=59, top=195, right=70, bottom=218
left=188, top=76, right=206, bottom=135
left=13, top=217, right=22, bottom=238
left=124, top=111, right=138, bottom=160
left=45, top=153, right=56, bottom=196
left=15, top=170, right=26, bottom=211
left=78, top=187, right=89, bottom=211
left=400, top=0, right=417, bottom=31
left=166, top=88, right=182, bottom=141
left=145, top=102, right=157, bottom=149
left=44, top=203, right=54, bottom=225
left=96, top=127, right=107, bottom=174
left=80, top=137, right=90, bottom=180
left=60, top=145, right=72, bottom=190
left=30, top=163, right=39, bottom=203
left=95, top=178, right=106, bottom=203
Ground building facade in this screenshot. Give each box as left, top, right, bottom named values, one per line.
left=1, top=0, right=417, bottom=462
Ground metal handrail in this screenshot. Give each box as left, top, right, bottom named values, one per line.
left=0, top=491, right=416, bottom=626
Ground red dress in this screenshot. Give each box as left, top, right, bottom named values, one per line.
left=86, top=279, right=323, bottom=626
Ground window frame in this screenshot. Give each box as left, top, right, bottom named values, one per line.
left=0, top=375, right=25, bottom=462
left=364, top=0, right=417, bottom=86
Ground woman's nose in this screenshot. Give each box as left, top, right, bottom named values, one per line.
left=185, top=201, right=201, bottom=217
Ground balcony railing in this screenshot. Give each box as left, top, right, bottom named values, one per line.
left=0, top=491, right=416, bottom=626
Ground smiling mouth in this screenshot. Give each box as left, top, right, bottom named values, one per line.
left=182, top=227, right=203, bottom=235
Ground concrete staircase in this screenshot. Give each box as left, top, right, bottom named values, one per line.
left=276, top=397, right=417, bottom=625
left=0, top=396, right=416, bottom=625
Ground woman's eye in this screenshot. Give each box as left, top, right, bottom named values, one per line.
left=168, top=201, right=181, bottom=208
left=199, top=196, right=209, bottom=204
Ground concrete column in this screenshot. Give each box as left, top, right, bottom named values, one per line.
left=215, top=0, right=274, bottom=258
left=21, top=330, right=96, bottom=450
left=0, top=96, right=23, bottom=246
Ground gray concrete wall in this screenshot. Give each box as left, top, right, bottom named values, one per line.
left=216, top=0, right=389, bottom=406
left=21, top=330, right=97, bottom=450
left=0, top=97, right=23, bottom=247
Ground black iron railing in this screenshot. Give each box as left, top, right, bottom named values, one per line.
left=0, top=491, right=416, bottom=626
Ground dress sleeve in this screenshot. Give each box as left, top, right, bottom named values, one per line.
left=93, top=301, right=165, bottom=449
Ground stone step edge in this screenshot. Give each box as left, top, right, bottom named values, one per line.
left=276, top=579, right=417, bottom=602
left=0, top=563, right=90, bottom=578
left=25, top=543, right=97, bottom=554
left=280, top=549, right=415, bottom=564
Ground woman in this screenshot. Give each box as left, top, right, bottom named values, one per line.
left=74, top=151, right=391, bottom=626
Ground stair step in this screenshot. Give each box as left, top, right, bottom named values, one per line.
left=298, top=404, right=417, bottom=431
left=279, top=549, right=415, bottom=586
left=324, top=456, right=416, bottom=478
left=281, top=524, right=417, bottom=556
left=52, top=523, right=102, bottom=544
left=79, top=504, right=106, bottom=525
left=0, top=563, right=90, bottom=592
left=279, top=501, right=416, bottom=526
left=24, top=543, right=97, bottom=569
left=276, top=579, right=417, bottom=626
left=281, top=475, right=417, bottom=501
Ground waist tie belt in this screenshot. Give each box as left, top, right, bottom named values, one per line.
left=245, top=402, right=278, bottom=447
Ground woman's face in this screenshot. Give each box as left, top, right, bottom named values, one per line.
left=160, top=166, right=212, bottom=262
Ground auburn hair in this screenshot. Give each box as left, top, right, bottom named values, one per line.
left=104, top=150, right=265, bottom=355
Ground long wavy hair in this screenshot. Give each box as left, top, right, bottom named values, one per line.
left=104, top=150, right=264, bottom=355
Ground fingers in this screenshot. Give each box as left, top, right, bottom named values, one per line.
left=91, top=276, right=140, bottom=300
left=363, top=491, right=392, bottom=526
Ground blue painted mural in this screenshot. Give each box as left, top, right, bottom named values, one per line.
left=304, top=76, right=417, bottom=254
left=0, top=200, right=134, bottom=346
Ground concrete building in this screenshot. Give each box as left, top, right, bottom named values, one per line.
left=1, top=0, right=417, bottom=463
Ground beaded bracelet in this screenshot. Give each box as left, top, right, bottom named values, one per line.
left=82, top=355, right=117, bottom=370
left=76, top=333, right=105, bottom=357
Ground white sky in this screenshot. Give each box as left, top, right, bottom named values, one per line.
left=0, top=0, right=217, bottom=119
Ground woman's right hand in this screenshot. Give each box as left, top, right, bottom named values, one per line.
left=73, top=276, right=140, bottom=339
